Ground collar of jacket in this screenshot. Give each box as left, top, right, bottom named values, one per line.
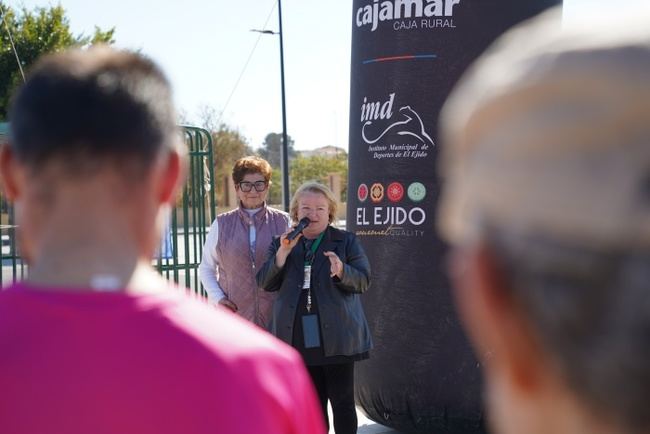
left=237, top=201, right=270, bottom=226
left=326, top=225, right=345, bottom=241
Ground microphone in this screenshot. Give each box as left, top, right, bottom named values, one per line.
left=283, top=217, right=311, bottom=245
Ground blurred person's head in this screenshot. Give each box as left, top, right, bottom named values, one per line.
left=0, top=45, right=185, bottom=265
left=438, top=8, right=650, bottom=434
left=290, top=182, right=337, bottom=238
left=232, top=156, right=272, bottom=209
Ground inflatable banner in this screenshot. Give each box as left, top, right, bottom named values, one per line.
left=348, top=1, right=561, bottom=432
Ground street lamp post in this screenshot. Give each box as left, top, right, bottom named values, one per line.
left=251, top=0, right=290, bottom=212
left=277, top=0, right=290, bottom=213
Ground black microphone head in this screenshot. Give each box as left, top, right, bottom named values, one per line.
left=297, top=217, right=311, bottom=229
left=284, top=217, right=312, bottom=244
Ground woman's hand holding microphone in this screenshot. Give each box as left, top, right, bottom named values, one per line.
left=275, top=217, right=310, bottom=268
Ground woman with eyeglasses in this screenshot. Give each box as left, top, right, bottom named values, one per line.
left=257, top=181, right=373, bottom=434
left=199, top=156, right=290, bottom=327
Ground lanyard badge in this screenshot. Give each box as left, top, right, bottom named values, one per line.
left=302, top=264, right=312, bottom=289
left=303, top=264, right=313, bottom=312
left=303, top=232, right=325, bottom=313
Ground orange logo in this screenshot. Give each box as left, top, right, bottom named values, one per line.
left=370, top=183, right=384, bottom=203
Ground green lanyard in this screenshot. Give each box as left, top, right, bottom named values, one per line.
left=304, top=232, right=325, bottom=266
left=303, top=232, right=325, bottom=313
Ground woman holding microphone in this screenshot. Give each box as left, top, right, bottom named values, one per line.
left=257, top=181, right=372, bottom=434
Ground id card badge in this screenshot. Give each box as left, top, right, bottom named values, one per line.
left=302, top=314, right=321, bottom=348
left=302, top=264, right=311, bottom=289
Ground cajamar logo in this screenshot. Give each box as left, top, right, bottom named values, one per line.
left=356, top=0, right=462, bottom=32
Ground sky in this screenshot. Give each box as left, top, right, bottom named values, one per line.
left=9, top=0, right=649, bottom=151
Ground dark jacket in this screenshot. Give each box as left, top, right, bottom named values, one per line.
left=256, top=226, right=373, bottom=358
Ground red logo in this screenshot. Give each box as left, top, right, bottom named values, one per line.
left=387, top=182, right=404, bottom=203
left=357, top=184, right=368, bottom=202
left=370, top=183, right=384, bottom=203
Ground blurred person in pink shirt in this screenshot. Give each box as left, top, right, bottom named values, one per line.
left=0, top=46, right=325, bottom=434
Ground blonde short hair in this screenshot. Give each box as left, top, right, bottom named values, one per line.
left=290, top=181, right=338, bottom=224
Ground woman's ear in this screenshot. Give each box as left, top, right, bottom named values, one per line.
left=157, top=149, right=185, bottom=205
left=450, top=243, right=546, bottom=393
left=0, top=145, right=23, bottom=201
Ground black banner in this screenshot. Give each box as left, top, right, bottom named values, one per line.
left=348, top=1, right=561, bottom=432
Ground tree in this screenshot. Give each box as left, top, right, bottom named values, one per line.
left=289, top=154, right=348, bottom=201
left=258, top=132, right=297, bottom=169
left=267, top=169, right=283, bottom=206
left=197, top=106, right=253, bottom=207
left=0, top=3, right=114, bottom=119
left=212, top=126, right=253, bottom=205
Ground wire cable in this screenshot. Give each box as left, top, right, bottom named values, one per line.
left=0, top=2, right=25, bottom=82
left=216, top=1, right=277, bottom=126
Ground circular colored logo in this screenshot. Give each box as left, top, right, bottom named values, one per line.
left=387, top=182, right=404, bottom=203
left=407, top=182, right=426, bottom=202
left=370, top=183, right=384, bottom=203
left=357, top=183, right=368, bottom=202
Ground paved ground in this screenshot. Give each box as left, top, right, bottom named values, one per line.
left=326, top=406, right=400, bottom=434
left=356, top=409, right=400, bottom=434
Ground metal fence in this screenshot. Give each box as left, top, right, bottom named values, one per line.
left=0, top=122, right=26, bottom=287
left=0, top=199, right=26, bottom=287
left=1, top=125, right=217, bottom=295
left=153, top=126, right=216, bottom=297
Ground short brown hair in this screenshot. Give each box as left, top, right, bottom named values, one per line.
left=232, top=156, right=272, bottom=184
left=290, top=181, right=338, bottom=224
left=9, top=45, right=180, bottom=175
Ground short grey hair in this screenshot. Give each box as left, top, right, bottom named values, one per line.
left=486, top=228, right=650, bottom=432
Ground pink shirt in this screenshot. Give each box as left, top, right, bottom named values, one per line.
left=0, top=283, right=325, bottom=434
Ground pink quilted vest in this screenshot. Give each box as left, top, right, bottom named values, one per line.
left=216, top=204, right=290, bottom=327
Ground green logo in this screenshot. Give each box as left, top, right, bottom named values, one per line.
left=407, top=182, right=426, bottom=202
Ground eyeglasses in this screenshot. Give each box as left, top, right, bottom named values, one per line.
left=238, top=181, right=268, bottom=192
